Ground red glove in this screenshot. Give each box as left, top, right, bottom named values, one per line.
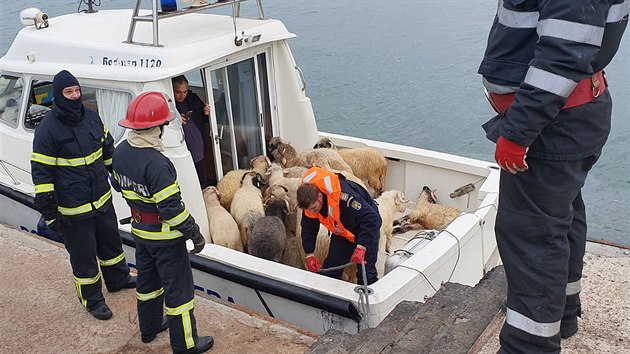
left=351, top=245, right=367, bottom=265
left=495, top=136, right=529, bottom=174
left=305, top=255, right=321, bottom=273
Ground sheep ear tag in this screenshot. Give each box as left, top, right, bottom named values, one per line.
left=351, top=200, right=362, bottom=210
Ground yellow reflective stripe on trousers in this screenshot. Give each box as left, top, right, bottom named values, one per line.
left=98, top=252, right=125, bottom=267
left=164, top=209, right=190, bottom=227
left=154, top=182, right=179, bottom=203
left=122, top=189, right=156, bottom=204
left=74, top=272, right=101, bottom=308
left=34, top=183, right=55, bottom=194
left=74, top=272, right=101, bottom=285
left=59, top=190, right=112, bottom=216
left=166, top=299, right=195, bottom=349
left=104, top=158, right=112, bottom=166
left=131, top=224, right=183, bottom=241
left=136, top=287, right=165, bottom=302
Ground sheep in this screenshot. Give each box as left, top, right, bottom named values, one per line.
left=269, top=138, right=353, bottom=175
left=267, top=136, right=284, bottom=156
left=201, top=187, right=243, bottom=252
left=262, top=185, right=304, bottom=269
left=230, top=171, right=267, bottom=250
left=248, top=198, right=290, bottom=263
left=283, top=165, right=308, bottom=179
left=375, top=190, right=410, bottom=254
left=314, top=137, right=388, bottom=197
left=407, top=186, right=461, bottom=230
left=216, top=155, right=271, bottom=212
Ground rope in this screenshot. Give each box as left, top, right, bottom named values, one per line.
left=356, top=263, right=371, bottom=325
left=318, top=261, right=372, bottom=328
left=317, top=262, right=353, bottom=274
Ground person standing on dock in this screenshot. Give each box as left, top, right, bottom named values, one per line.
left=31, top=70, right=136, bottom=321
left=112, top=91, right=213, bottom=354
left=297, top=166, right=381, bottom=285
left=479, top=1, right=628, bottom=353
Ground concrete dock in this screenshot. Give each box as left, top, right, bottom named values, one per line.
left=0, top=224, right=316, bottom=354
left=1, top=222, right=628, bottom=353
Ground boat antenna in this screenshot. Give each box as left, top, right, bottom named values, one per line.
left=232, top=1, right=242, bottom=46
left=77, top=0, right=100, bottom=13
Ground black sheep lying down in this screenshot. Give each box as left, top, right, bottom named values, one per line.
left=247, top=198, right=290, bottom=263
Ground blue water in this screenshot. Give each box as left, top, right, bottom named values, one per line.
left=1, top=1, right=628, bottom=246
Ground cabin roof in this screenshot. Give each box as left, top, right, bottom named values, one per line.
left=0, top=9, right=294, bottom=82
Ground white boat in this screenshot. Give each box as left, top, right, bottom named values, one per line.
left=0, top=0, right=500, bottom=334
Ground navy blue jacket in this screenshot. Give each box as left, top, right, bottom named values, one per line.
left=301, top=177, right=381, bottom=254
left=479, top=0, right=628, bottom=160
left=31, top=106, right=114, bottom=220
left=112, top=140, right=195, bottom=247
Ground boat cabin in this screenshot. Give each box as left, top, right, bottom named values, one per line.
left=0, top=0, right=501, bottom=335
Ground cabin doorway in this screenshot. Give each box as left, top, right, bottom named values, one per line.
left=204, top=51, right=273, bottom=181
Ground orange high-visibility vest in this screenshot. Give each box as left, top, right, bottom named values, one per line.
left=302, top=167, right=355, bottom=243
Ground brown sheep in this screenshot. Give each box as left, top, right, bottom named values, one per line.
left=314, top=137, right=388, bottom=197
left=407, top=186, right=461, bottom=230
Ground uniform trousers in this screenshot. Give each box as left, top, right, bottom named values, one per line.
left=61, top=203, right=131, bottom=311
left=496, top=154, right=599, bottom=354
left=135, top=237, right=200, bottom=352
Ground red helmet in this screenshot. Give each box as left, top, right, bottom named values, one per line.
left=119, top=91, right=177, bottom=129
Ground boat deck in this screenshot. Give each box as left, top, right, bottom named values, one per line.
left=0, top=224, right=316, bottom=353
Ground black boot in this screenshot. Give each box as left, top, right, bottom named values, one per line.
left=560, top=318, right=578, bottom=339
left=88, top=303, right=113, bottom=320
left=173, top=336, right=214, bottom=354
left=142, top=315, right=169, bottom=343
left=109, top=275, right=137, bottom=292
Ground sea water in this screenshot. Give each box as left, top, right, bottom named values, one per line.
left=1, top=0, right=628, bottom=246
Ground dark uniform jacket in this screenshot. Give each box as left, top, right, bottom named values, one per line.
left=479, top=0, right=628, bottom=160
left=31, top=106, right=114, bottom=220
left=301, top=176, right=381, bottom=254
left=112, top=140, right=195, bottom=247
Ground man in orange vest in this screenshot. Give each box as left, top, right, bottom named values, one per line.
left=297, top=166, right=381, bottom=285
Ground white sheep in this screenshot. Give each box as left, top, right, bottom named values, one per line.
left=248, top=198, right=290, bottom=263
left=315, top=137, right=388, bottom=197
left=230, top=171, right=267, bottom=250
left=407, top=186, right=461, bottom=230
left=282, top=165, right=308, bottom=179
left=216, top=155, right=271, bottom=212
left=202, top=187, right=243, bottom=252
left=375, top=190, right=409, bottom=254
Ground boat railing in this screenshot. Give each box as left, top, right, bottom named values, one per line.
left=126, top=0, right=265, bottom=47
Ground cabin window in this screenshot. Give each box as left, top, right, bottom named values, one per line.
left=81, top=87, right=132, bottom=143
left=0, top=74, right=24, bottom=128
left=23, top=80, right=131, bottom=142
left=206, top=52, right=272, bottom=178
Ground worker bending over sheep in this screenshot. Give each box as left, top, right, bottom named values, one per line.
left=297, top=166, right=381, bottom=285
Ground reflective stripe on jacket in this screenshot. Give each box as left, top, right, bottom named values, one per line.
left=302, top=167, right=356, bottom=243
left=112, top=140, right=194, bottom=245
left=31, top=107, right=114, bottom=219
left=478, top=0, right=628, bottom=159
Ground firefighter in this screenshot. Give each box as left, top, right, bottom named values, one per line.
left=297, top=166, right=381, bottom=285
left=112, top=91, right=213, bottom=353
left=478, top=1, right=628, bottom=353
left=31, top=70, right=135, bottom=321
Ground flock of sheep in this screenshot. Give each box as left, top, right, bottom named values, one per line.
left=200, top=137, right=462, bottom=283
